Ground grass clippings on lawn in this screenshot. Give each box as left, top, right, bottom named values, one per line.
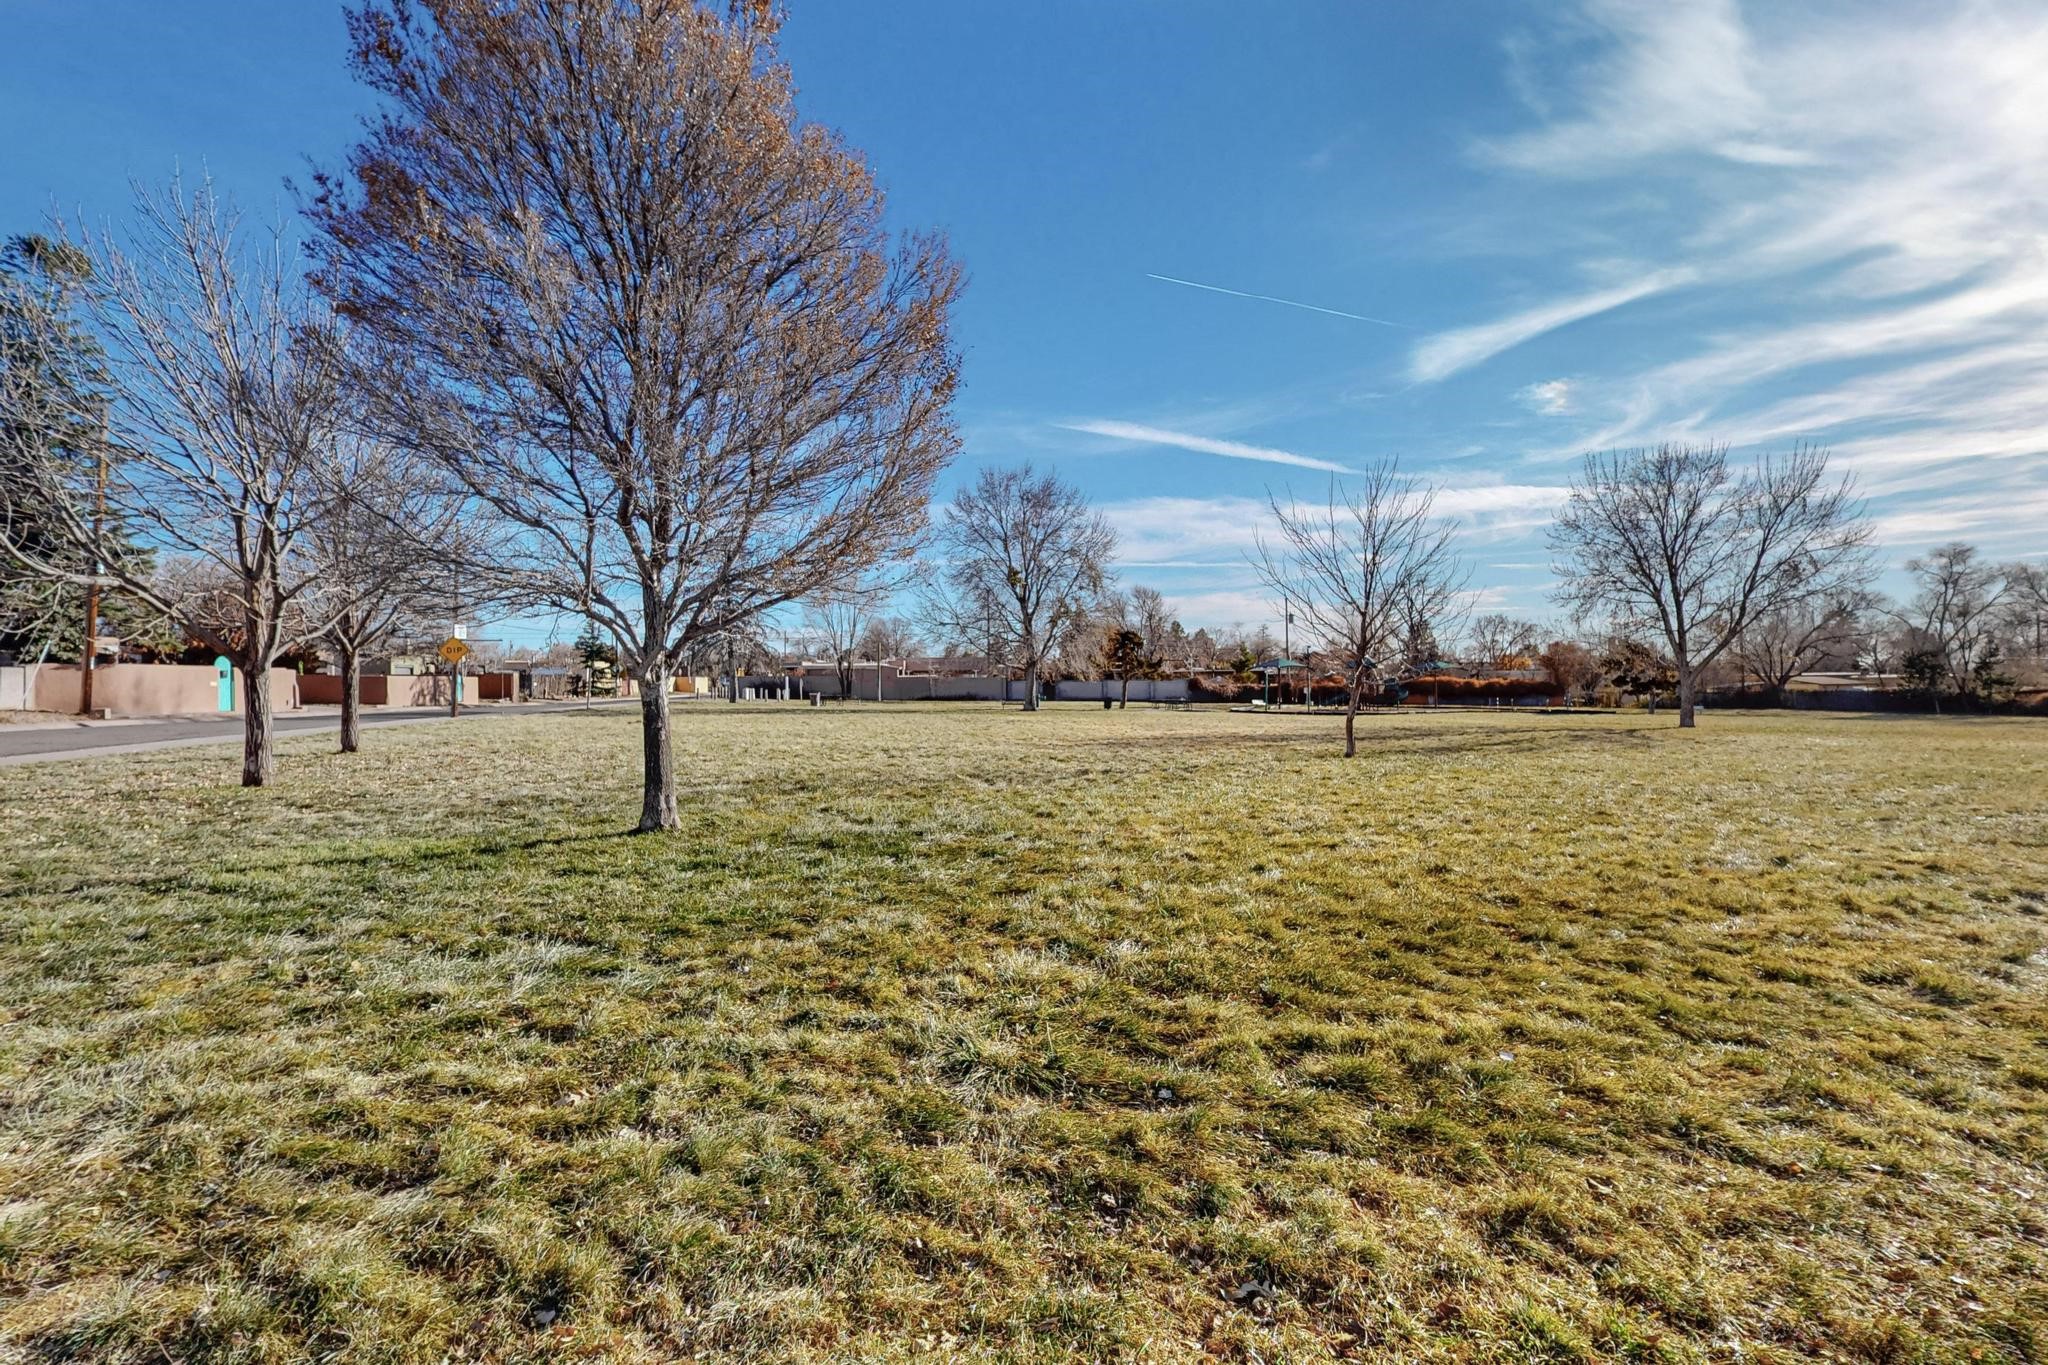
left=1, top=705, right=2044, bottom=1363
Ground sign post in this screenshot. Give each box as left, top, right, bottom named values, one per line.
left=438, top=637, right=470, bottom=717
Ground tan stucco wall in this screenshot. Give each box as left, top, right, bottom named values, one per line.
left=298, top=671, right=516, bottom=706
left=32, top=664, right=301, bottom=717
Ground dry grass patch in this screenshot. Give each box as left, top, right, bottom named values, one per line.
left=1, top=705, right=2044, bottom=1362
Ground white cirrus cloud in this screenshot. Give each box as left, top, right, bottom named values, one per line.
left=1059, top=419, right=1356, bottom=474
left=1098, top=495, right=1275, bottom=566
left=1460, top=0, right=2048, bottom=558
left=1520, top=379, right=1576, bottom=415
left=1098, top=482, right=1570, bottom=582
left=1480, top=0, right=1801, bottom=175
left=1426, top=483, right=1572, bottom=523
left=1407, top=268, right=1696, bottom=383
left=1154, top=587, right=1288, bottom=633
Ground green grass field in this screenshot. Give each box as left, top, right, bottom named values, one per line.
left=2, top=705, right=2044, bottom=1363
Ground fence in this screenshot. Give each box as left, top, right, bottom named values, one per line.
left=1052, top=679, right=1192, bottom=703
left=749, top=672, right=1023, bottom=702
left=727, top=674, right=1195, bottom=703
left=298, top=671, right=517, bottom=707
left=1705, top=685, right=2048, bottom=715
left=0, top=666, right=33, bottom=710
left=21, top=664, right=300, bottom=716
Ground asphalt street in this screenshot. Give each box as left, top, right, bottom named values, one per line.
left=0, top=698, right=640, bottom=766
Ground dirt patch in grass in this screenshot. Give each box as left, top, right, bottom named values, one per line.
left=1, top=706, right=2044, bottom=1362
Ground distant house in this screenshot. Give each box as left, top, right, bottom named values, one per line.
left=785, top=655, right=996, bottom=684
left=1784, top=671, right=1902, bottom=692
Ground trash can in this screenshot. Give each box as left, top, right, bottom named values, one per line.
left=1103, top=697, right=1113, bottom=709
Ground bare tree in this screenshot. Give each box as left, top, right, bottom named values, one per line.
left=1895, top=544, right=2011, bottom=699
left=1253, top=462, right=1465, bottom=757
left=1549, top=442, right=1869, bottom=728
left=1465, top=613, right=1543, bottom=668
left=801, top=577, right=888, bottom=700
left=1537, top=638, right=1603, bottom=703
left=857, top=614, right=922, bottom=667
left=1, top=177, right=357, bottom=785
left=926, top=465, right=1115, bottom=711
left=1734, top=590, right=1873, bottom=701
left=310, top=438, right=467, bottom=752
left=2003, top=561, right=2048, bottom=682
left=1055, top=589, right=1126, bottom=687
left=305, top=0, right=960, bottom=831
left=1128, top=585, right=1173, bottom=658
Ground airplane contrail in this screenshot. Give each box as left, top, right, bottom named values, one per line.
left=1146, top=272, right=1406, bottom=328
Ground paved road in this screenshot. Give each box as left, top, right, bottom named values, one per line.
left=0, top=699, right=639, bottom=766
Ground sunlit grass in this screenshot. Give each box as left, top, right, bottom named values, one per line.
left=1, top=704, right=2044, bottom=1362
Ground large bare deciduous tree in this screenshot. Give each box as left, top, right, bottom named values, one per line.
left=1, top=177, right=356, bottom=785
left=856, top=614, right=922, bottom=669
left=1465, top=612, right=1544, bottom=668
left=1128, top=585, right=1173, bottom=659
left=1549, top=442, right=1869, bottom=727
left=1733, top=590, right=1873, bottom=701
left=926, top=465, right=1115, bottom=711
left=1253, top=462, right=1465, bottom=757
left=2004, top=561, right=2047, bottom=678
left=800, top=581, right=884, bottom=701
left=305, top=0, right=961, bottom=831
left=1895, top=543, right=2012, bottom=699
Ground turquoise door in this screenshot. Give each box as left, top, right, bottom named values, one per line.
left=214, top=656, right=234, bottom=712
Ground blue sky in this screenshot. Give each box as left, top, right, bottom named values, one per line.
left=5, top=1, right=2044, bottom=645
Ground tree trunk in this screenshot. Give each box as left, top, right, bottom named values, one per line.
left=1676, top=662, right=1698, bottom=728
left=637, top=665, right=679, bottom=833
left=1119, top=675, right=1129, bottom=708
left=339, top=644, right=362, bottom=754
left=241, top=662, right=274, bottom=787
left=1023, top=658, right=1041, bottom=711
left=1342, top=668, right=1364, bottom=758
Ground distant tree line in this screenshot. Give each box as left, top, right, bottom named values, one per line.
left=4, top=0, right=2039, bottom=797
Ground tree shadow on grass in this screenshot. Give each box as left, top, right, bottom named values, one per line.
left=1090, top=719, right=1667, bottom=761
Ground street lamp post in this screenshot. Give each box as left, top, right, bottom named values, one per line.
left=1281, top=598, right=1291, bottom=708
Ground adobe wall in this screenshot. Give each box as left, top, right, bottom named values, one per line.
left=31, top=664, right=301, bottom=717
left=298, top=671, right=517, bottom=706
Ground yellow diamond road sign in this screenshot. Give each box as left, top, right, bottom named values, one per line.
left=438, top=637, right=470, bottom=665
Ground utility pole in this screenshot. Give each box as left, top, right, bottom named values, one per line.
left=448, top=563, right=461, bottom=718
left=79, top=447, right=107, bottom=715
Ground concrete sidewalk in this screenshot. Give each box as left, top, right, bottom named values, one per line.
left=0, top=698, right=638, bottom=766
